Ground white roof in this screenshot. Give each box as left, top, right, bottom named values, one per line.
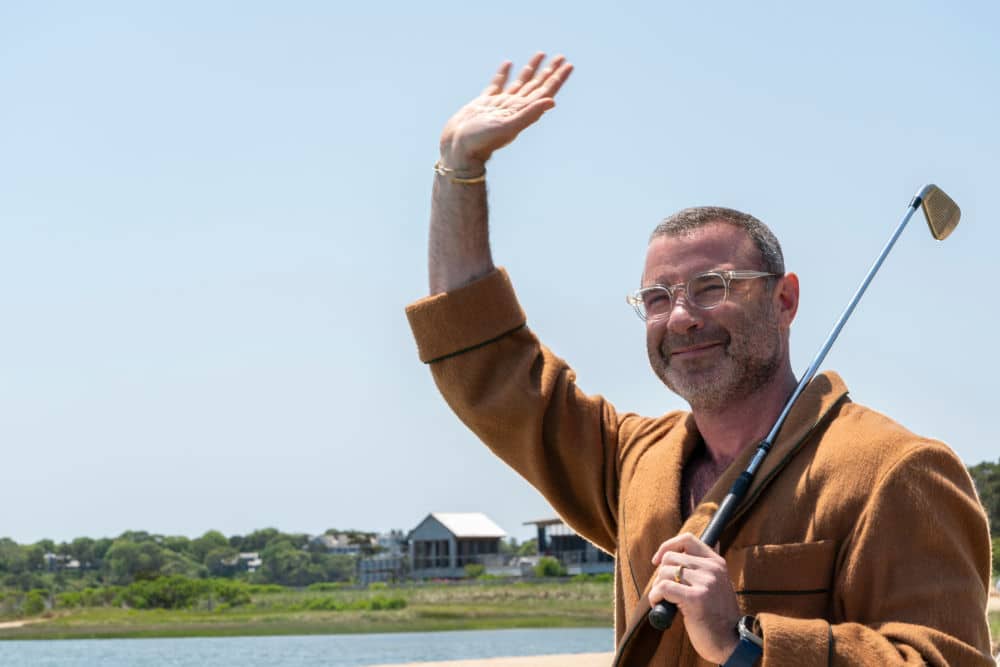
left=431, top=512, right=507, bottom=538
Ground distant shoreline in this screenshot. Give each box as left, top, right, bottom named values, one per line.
left=0, top=580, right=613, bottom=641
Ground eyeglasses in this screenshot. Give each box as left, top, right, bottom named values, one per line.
left=626, top=270, right=777, bottom=321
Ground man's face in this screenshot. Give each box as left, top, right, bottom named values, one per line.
left=643, top=222, right=788, bottom=412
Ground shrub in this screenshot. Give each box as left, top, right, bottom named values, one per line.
left=533, top=556, right=566, bottom=578
left=309, top=582, right=351, bottom=592
left=23, top=591, right=45, bottom=616
left=304, top=596, right=342, bottom=611
left=463, top=564, right=485, bottom=579
left=246, top=584, right=284, bottom=595
left=210, top=580, right=252, bottom=607
left=368, top=595, right=406, bottom=611
left=118, top=577, right=253, bottom=610
left=56, top=591, right=82, bottom=608
left=121, top=576, right=207, bottom=609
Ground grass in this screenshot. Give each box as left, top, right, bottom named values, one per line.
left=0, top=581, right=614, bottom=640
left=3, top=583, right=996, bottom=651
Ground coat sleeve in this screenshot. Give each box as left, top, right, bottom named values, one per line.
left=756, top=442, right=994, bottom=666
left=406, top=268, right=628, bottom=553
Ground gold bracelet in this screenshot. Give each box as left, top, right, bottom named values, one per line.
left=434, top=160, right=486, bottom=185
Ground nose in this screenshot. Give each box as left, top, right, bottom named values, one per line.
left=661, top=293, right=703, bottom=335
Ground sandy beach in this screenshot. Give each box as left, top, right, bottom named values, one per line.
left=368, top=653, right=614, bottom=667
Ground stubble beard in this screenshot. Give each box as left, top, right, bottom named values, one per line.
left=649, top=303, right=783, bottom=413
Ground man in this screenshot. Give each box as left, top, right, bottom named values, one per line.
left=405, top=54, right=993, bottom=665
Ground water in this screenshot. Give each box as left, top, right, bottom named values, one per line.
left=0, top=627, right=614, bottom=666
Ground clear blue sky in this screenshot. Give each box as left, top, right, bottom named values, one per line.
left=2, top=2, right=997, bottom=544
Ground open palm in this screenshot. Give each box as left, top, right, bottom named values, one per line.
left=440, top=53, right=574, bottom=170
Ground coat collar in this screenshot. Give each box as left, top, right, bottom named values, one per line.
left=681, top=370, right=849, bottom=540
left=613, top=371, right=850, bottom=666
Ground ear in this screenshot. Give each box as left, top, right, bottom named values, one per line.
left=774, top=272, right=799, bottom=328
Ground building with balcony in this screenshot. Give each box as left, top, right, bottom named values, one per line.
left=523, top=517, right=614, bottom=575
left=407, top=512, right=507, bottom=579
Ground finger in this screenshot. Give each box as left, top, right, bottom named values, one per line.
left=528, top=62, right=574, bottom=100
left=647, top=578, right=692, bottom=608
left=660, top=551, right=698, bottom=568
left=504, top=98, right=556, bottom=133
left=652, top=532, right=695, bottom=565
left=505, top=52, right=546, bottom=94
left=519, top=54, right=566, bottom=96
left=673, top=533, right=716, bottom=559
left=661, top=532, right=715, bottom=559
left=482, top=61, right=513, bottom=96
left=660, top=563, right=688, bottom=586
left=662, top=561, right=715, bottom=587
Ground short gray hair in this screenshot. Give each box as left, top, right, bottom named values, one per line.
left=650, top=206, right=785, bottom=275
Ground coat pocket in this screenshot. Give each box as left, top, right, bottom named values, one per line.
left=726, top=539, right=836, bottom=619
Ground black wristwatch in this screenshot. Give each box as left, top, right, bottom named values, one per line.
left=722, top=615, right=763, bottom=666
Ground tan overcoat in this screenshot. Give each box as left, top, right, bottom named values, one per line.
left=406, top=269, right=994, bottom=666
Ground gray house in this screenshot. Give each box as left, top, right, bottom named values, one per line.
left=407, top=512, right=507, bottom=579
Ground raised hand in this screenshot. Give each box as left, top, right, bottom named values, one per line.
left=439, top=52, right=574, bottom=174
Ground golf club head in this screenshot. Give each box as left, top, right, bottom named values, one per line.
left=916, top=184, right=960, bottom=240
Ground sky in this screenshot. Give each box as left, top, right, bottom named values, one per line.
left=1, top=2, right=997, bottom=545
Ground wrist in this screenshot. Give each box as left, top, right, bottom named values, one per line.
left=722, top=615, right=762, bottom=666
left=438, top=138, right=487, bottom=176
left=718, top=633, right=740, bottom=665
left=437, top=154, right=486, bottom=179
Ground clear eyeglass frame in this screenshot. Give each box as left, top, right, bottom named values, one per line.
left=626, top=270, right=777, bottom=321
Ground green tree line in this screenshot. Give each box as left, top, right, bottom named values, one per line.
left=0, top=527, right=367, bottom=593
left=968, top=458, right=1000, bottom=577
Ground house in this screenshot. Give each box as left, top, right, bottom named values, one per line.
left=523, top=517, right=614, bottom=575
left=376, top=529, right=407, bottom=556
left=407, top=512, right=507, bottom=579
left=219, top=552, right=263, bottom=573
left=358, top=553, right=407, bottom=584
left=43, top=553, right=80, bottom=572
left=310, top=532, right=376, bottom=556
left=239, top=552, right=262, bottom=573
left=356, top=529, right=409, bottom=583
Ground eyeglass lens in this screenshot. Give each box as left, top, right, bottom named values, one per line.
left=641, top=273, right=727, bottom=318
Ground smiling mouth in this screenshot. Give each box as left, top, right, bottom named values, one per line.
left=669, top=342, right=723, bottom=358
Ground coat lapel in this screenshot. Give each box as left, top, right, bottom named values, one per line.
left=621, top=413, right=702, bottom=614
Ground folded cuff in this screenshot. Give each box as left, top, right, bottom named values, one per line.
left=405, top=268, right=526, bottom=364
left=757, top=613, right=830, bottom=666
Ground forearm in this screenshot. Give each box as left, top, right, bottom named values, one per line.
left=428, top=172, right=494, bottom=295
left=425, top=53, right=571, bottom=295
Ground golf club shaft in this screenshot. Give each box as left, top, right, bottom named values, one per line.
left=648, top=195, right=925, bottom=631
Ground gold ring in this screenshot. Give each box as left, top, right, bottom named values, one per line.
left=673, top=564, right=685, bottom=584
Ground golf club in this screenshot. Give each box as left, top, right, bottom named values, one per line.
left=648, top=183, right=962, bottom=631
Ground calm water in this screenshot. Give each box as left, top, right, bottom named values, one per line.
left=0, top=627, right=614, bottom=666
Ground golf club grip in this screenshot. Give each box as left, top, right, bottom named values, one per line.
left=648, top=599, right=677, bottom=630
